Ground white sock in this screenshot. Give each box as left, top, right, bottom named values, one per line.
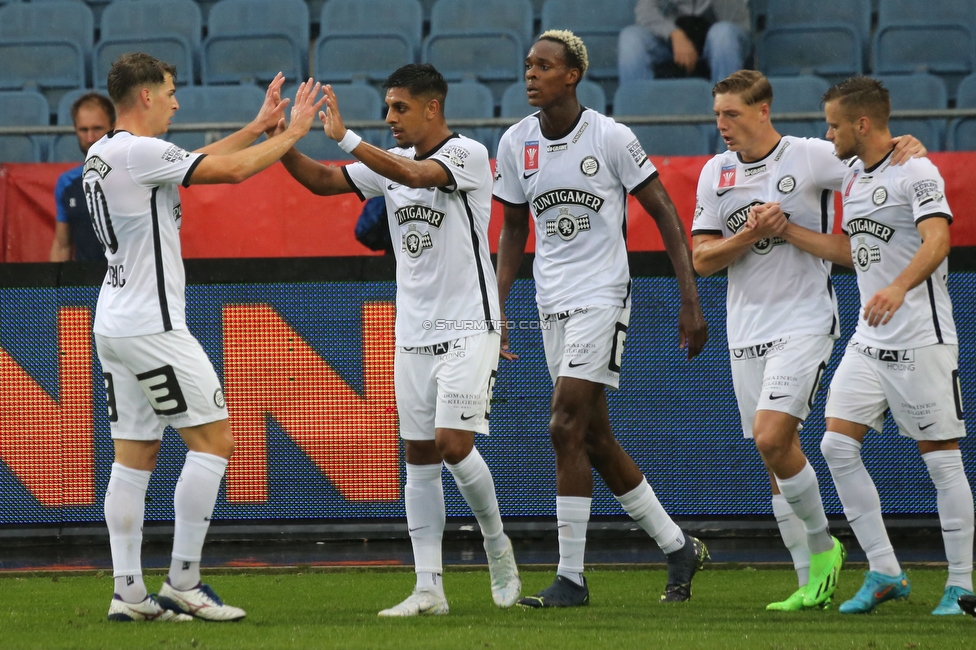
left=772, top=493, right=811, bottom=587
left=405, top=463, right=445, bottom=596
left=169, top=451, right=227, bottom=590
left=105, top=463, right=151, bottom=603
left=445, top=447, right=507, bottom=555
left=821, top=431, right=901, bottom=576
left=615, top=477, right=684, bottom=554
left=775, top=462, right=834, bottom=555
left=556, top=496, right=590, bottom=586
left=923, top=449, right=974, bottom=591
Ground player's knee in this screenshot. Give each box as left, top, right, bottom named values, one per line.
left=820, top=431, right=858, bottom=469
left=548, top=410, right=586, bottom=454
left=435, top=434, right=472, bottom=465
left=753, top=428, right=790, bottom=461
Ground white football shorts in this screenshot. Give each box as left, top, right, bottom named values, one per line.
left=395, top=331, right=499, bottom=440
left=825, top=339, right=966, bottom=441
left=540, top=302, right=630, bottom=389
left=95, top=329, right=229, bottom=441
left=730, top=335, right=834, bottom=438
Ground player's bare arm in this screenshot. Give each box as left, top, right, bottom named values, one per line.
left=49, top=222, right=72, bottom=262
left=863, top=215, right=950, bottom=327
left=692, top=202, right=786, bottom=277
left=195, top=72, right=291, bottom=155
left=634, top=177, right=707, bottom=358
left=320, top=84, right=450, bottom=189
left=187, top=79, right=326, bottom=185
left=495, top=202, right=532, bottom=361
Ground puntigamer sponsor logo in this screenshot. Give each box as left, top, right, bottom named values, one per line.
left=847, top=217, right=894, bottom=242
left=531, top=189, right=605, bottom=215
left=395, top=205, right=445, bottom=228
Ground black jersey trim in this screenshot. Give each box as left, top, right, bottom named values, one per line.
left=460, top=192, right=494, bottom=329
left=691, top=228, right=723, bottom=237
left=827, top=275, right=838, bottom=336
left=182, top=153, right=207, bottom=187
left=629, top=170, right=659, bottom=196
left=431, top=158, right=457, bottom=194
left=341, top=166, right=366, bottom=201
left=820, top=189, right=830, bottom=233
left=150, top=187, right=172, bottom=332
left=414, top=133, right=460, bottom=161
left=736, top=138, right=782, bottom=164
left=926, top=276, right=944, bottom=343
left=863, top=149, right=893, bottom=174
left=492, top=194, right=530, bottom=209
left=916, top=212, right=953, bottom=226
left=535, top=107, right=586, bottom=141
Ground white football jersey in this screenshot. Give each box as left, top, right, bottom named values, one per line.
left=841, top=152, right=956, bottom=348
left=344, top=134, right=500, bottom=347
left=493, top=109, right=656, bottom=313
left=84, top=131, right=205, bottom=337
left=692, top=137, right=844, bottom=348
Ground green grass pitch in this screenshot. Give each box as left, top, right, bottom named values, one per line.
left=1, top=567, right=973, bottom=649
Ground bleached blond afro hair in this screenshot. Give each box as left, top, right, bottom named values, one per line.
left=538, top=29, right=589, bottom=79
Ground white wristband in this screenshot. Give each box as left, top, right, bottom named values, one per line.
left=337, top=129, right=362, bottom=153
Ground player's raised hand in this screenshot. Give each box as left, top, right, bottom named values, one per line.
left=678, top=302, right=707, bottom=359
left=253, top=72, right=290, bottom=134
left=890, top=134, right=927, bottom=165
left=320, top=84, right=347, bottom=141
left=863, top=284, right=906, bottom=327
left=499, top=311, right=519, bottom=361
left=286, top=79, right=326, bottom=137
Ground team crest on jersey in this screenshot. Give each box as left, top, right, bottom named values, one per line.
left=872, top=187, right=888, bottom=205
left=546, top=207, right=591, bottom=241
left=718, top=164, right=736, bottom=191
left=214, top=388, right=226, bottom=408
left=777, top=175, right=796, bottom=194
left=401, top=224, right=433, bottom=258
left=84, top=155, right=112, bottom=179
left=524, top=141, right=539, bottom=170
left=852, top=236, right=882, bottom=271
left=580, top=156, right=599, bottom=176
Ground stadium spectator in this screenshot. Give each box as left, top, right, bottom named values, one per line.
left=618, top=0, right=751, bottom=85
left=493, top=30, right=708, bottom=607
left=779, top=75, right=974, bottom=615
left=93, top=53, right=324, bottom=623
left=49, top=92, right=115, bottom=262
left=268, top=63, right=521, bottom=617
left=691, top=70, right=925, bottom=611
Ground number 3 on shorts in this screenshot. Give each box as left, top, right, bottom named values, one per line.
left=608, top=322, right=627, bottom=373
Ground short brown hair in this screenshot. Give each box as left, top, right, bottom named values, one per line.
left=712, top=70, right=773, bottom=107
left=71, top=92, right=116, bottom=125
left=822, top=76, right=890, bottom=128
left=106, top=52, right=177, bottom=105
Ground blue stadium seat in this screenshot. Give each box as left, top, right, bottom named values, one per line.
left=765, top=0, right=871, bottom=47
left=430, top=0, right=534, bottom=49
left=767, top=75, right=830, bottom=140
left=949, top=73, right=976, bottom=151
left=612, top=79, right=714, bottom=156
left=873, top=24, right=974, bottom=78
left=202, top=0, right=308, bottom=85
left=878, top=73, right=947, bottom=152
left=285, top=82, right=385, bottom=161
left=0, top=90, right=50, bottom=162
left=53, top=87, right=94, bottom=161
left=877, top=0, right=974, bottom=26
left=749, top=0, right=767, bottom=31
left=320, top=0, right=423, bottom=55
left=443, top=81, right=496, bottom=155
left=577, top=80, right=607, bottom=114
left=314, top=35, right=414, bottom=84
left=540, top=0, right=636, bottom=80
left=500, top=80, right=535, bottom=119
left=422, top=33, right=523, bottom=88
left=758, top=24, right=863, bottom=81
left=165, top=84, right=266, bottom=151
left=96, top=0, right=201, bottom=86
left=0, top=1, right=92, bottom=94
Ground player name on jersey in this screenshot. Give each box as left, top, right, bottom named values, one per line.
left=531, top=188, right=605, bottom=215
left=83, top=155, right=112, bottom=179
left=394, top=205, right=445, bottom=228
left=846, top=217, right=895, bottom=242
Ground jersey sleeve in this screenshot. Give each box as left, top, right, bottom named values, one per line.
left=606, top=122, right=658, bottom=195
left=127, top=138, right=206, bottom=188
left=491, top=127, right=528, bottom=207
left=904, top=159, right=953, bottom=224
left=342, top=160, right=385, bottom=201
left=430, top=138, right=488, bottom=194
left=805, top=138, right=848, bottom=192
left=691, top=160, right=724, bottom=235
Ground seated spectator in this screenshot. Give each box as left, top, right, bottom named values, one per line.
left=50, top=92, right=116, bottom=262
left=618, top=0, right=751, bottom=86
